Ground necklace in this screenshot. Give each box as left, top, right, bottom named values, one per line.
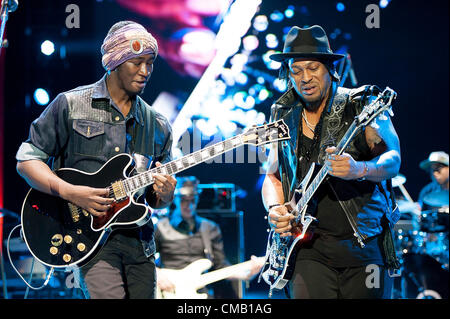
left=302, top=109, right=317, bottom=132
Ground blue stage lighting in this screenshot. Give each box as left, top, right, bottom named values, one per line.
left=336, top=2, right=345, bottom=12
left=34, top=88, right=50, bottom=105
left=379, top=0, right=390, bottom=8
left=41, top=40, right=55, bottom=56
left=284, top=6, right=294, bottom=18
left=270, top=11, right=284, bottom=22
left=253, top=15, right=269, bottom=32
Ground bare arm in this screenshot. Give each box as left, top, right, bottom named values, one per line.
left=17, top=160, right=113, bottom=216
left=261, top=143, right=295, bottom=236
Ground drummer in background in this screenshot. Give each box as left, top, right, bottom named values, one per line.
left=418, top=151, right=449, bottom=209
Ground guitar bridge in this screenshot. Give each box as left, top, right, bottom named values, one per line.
left=111, top=181, right=127, bottom=201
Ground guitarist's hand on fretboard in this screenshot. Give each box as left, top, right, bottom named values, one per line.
left=151, top=162, right=177, bottom=207
left=325, top=146, right=366, bottom=181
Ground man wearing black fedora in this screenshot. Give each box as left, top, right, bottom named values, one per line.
left=262, top=25, right=401, bottom=299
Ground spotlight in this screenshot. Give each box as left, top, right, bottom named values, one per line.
left=336, top=2, right=345, bottom=12
left=379, top=0, right=390, bottom=8
left=284, top=6, right=295, bottom=18
left=265, top=34, right=279, bottom=49
left=253, top=15, right=269, bottom=32
left=40, top=40, right=55, bottom=56
left=243, top=35, right=259, bottom=52
left=270, top=11, right=284, bottom=22
left=33, top=88, right=50, bottom=105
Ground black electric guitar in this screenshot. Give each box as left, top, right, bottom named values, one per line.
left=21, top=120, right=290, bottom=269
left=259, top=87, right=397, bottom=296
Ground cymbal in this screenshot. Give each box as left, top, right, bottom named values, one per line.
left=397, top=199, right=421, bottom=215
left=423, top=190, right=449, bottom=208
left=392, top=174, right=406, bottom=187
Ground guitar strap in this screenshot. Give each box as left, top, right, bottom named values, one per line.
left=133, top=97, right=156, bottom=157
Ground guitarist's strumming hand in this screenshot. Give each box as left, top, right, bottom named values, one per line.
left=268, top=205, right=295, bottom=237
left=60, top=184, right=114, bottom=217
left=156, top=267, right=175, bottom=293
left=325, top=147, right=366, bottom=181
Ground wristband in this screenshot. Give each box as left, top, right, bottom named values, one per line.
left=357, top=161, right=369, bottom=181
left=268, top=204, right=281, bottom=211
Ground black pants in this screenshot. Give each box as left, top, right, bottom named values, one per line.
left=80, top=233, right=156, bottom=299
left=289, top=259, right=393, bottom=299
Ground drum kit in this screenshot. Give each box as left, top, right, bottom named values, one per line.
left=392, top=174, right=449, bottom=299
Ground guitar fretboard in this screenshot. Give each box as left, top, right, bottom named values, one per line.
left=122, top=136, right=244, bottom=194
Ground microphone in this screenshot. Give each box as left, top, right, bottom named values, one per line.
left=1, top=0, right=18, bottom=13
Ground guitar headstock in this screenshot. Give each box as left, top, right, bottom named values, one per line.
left=241, top=119, right=290, bottom=146
left=356, top=86, right=397, bottom=127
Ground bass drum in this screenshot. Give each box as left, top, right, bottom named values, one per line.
left=400, top=253, right=449, bottom=299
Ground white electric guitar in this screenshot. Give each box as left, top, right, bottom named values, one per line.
left=157, top=257, right=264, bottom=299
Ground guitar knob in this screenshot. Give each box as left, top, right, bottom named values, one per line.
left=64, top=235, right=73, bottom=244
left=77, top=243, right=86, bottom=252
left=49, top=247, right=58, bottom=255
left=63, top=254, right=72, bottom=263
left=51, top=234, right=63, bottom=246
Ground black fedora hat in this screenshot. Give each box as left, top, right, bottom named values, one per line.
left=270, top=25, right=345, bottom=62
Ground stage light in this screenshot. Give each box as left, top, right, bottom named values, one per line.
left=265, top=33, right=279, bottom=49
left=233, top=91, right=255, bottom=110
left=40, top=40, right=55, bottom=56
left=262, top=50, right=281, bottom=70
left=336, top=2, right=345, bottom=12
left=270, top=11, right=284, bottom=22
left=284, top=6, right=295, bottom=18
left=273, top=78, right=287, bottom=92
left=285, top=10, right=294, bottom=18
left=253, top=15, right=269, bottom=32
left=258, top=88, right=270, bottom=102
left=242, top=35, right=259, bottom=52
left=379, top=0, right=390, bottom=8
left=33, top=88, right=50, bottom=106
left=235, top=72, right=248, bottom=85
left=196, top=119, right=218, bottom=137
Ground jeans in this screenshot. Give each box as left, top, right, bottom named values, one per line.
left=80, top=233, right=156, bottom=299
left=289, top=259, right=393, bottom=299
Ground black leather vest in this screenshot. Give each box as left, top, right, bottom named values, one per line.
left=270, top=84, right=400, bottom=245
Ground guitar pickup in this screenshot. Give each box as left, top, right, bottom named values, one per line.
left=111, top=180, right=127, bottom=201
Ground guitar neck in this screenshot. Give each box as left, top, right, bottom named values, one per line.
left=123, top=135, right=245, bottom=194
left=197, top=260, right=252, bottom=288
left=297, top=121, right=360, bottom=211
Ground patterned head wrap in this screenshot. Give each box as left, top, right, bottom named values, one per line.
left=101, top=22, right=158, bottom=72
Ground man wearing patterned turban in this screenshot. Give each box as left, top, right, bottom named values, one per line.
left=16, top=21, right=176, bottom=298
